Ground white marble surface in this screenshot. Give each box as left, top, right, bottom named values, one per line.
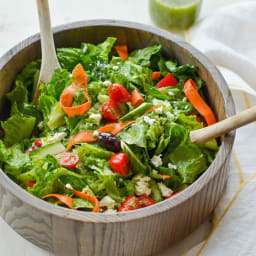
left=0, top=0, right=246, bottom=255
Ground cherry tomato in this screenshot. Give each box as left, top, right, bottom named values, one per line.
left=55, top=152, right=79, bottom=169
left=165, top=191, right=182, bottom=200
left=109, top=153, right=130, bottom=175
left=109, top=83, right=131, bottom=103
left=24, top=139, right=42, bottom=153
left=138, top=194, right=155, bottom=207
left=118, top=195, right=141, bottom=212
left=33, top=139, right=42, bottom=147
left=157, top=73, right=178, bottom=88
left=101, top=100, right=120, bottom=121
left=26, top=182, right=35, bottom=188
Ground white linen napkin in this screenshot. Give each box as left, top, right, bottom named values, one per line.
left=161, top=2, right=256, bottom=255
left=190, top=1, right=256, bottom=96
left=182, top=2, right=256, bottom=255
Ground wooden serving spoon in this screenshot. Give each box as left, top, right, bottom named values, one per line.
left=33, top=0, right=61, bottom=105
left=190, top=105, right=256, bottom=145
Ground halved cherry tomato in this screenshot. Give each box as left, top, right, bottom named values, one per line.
left=24, top=139, right=43, bottom=153
left=101, top=100, right=121, bottom=121
left=55, top=152, right=79, bottom=169
left=110, top=153, right=130, bottom=176
left=138, top=194, right=155, bottom=207
left=165, top=191, right=182, bottom=199
left=26, top=182, right=35, bottom=188
left=118, top=195, right=141, bottom=212
left=33, top=139, right=42, bottom=147
left=157, top=73, right=178, bottom=88
left=109, top=83, right=131, bottom=103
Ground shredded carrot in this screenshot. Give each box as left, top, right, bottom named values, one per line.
left=43, top=194, right=73, bottom=209
left=131, top=90, right=144, bottom=108
left=67, top=130, right=96, bottom=151
left=98, top=121, right=133, bottom=135
left=72, top=63, right=88, bottom=88
left=67, top=122, right=134, bottom=151
left=152, top=72, right=161, bottom=80
left=144, top=106, right=157, bottom=115
left=60, top=84, right=91, bottom=117
left=114, top=45, right=128, bottom=60
left=183, top=79, right=216, bottom=126
left=60, top=64, right=91, bottom=116
left=160, top=175, right=170, bottom=180
left=73, top=189, right=99, bottom=212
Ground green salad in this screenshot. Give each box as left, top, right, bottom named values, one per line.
left=0, top=37, right=219, bottom=213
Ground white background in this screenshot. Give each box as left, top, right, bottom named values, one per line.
left=0, top=0, right=251, bottom=255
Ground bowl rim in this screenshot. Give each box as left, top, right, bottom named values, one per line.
left=0, top=19, right=235, bottom=223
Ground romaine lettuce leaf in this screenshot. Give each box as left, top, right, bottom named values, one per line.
left=6, top=81, right=28, bottom=110
left=97, top=37, right=116, bottom=61
left=129, top=44, right=162, bottom=68
left=57, top=48, right=82, bottom=72
left=167, top=142, right=208, bottom=184
left=1, top=113, right=36, bottom=147
left=47, top=69, right=72, bottom=100
left=0, top=140, right=32, bottom=176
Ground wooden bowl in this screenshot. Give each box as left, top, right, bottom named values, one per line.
left=0, top=20, right=235, bottom=256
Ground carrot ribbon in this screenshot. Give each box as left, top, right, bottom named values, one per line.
left=60, top=64, right=91, bottom=117
left=73, top=189, right=99, bottom=212
left=43, top=194, right=74, bottom=209
left=131, top=90, right=144, bottom=108
left=183, top=79, right=216, bottom=126
left=66, top=122, right=133, bottom=151
left=114, top=45, right=128, bottom=60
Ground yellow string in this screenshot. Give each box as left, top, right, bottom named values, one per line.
left=185, top=29, right=191, bottom=43
left=232, top=151, right=244, bottom=184
left=242, top=92, right=251, bottom=108
left=196, top=173, right=256, bottom=255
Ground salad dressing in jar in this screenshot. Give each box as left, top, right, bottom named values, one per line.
left=149, top=0, right=202, bottom=30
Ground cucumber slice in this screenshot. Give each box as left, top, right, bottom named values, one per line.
left=119, top=103, right=153, bottom=121
left=30, top=142, right=65, bottom=159
left=121, top=141, right=147, bottom=175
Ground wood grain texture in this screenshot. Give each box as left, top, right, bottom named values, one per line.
left=0, top=20, right=235, bottom=256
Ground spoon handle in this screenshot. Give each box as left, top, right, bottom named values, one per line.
left=33, top=0, right=60, bottom=104
left=190, top=105, right=256, bottom=145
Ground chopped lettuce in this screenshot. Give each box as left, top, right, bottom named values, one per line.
left=1, top=112, right=36, bottom=146
left=0, top=38, right=219, bottom=213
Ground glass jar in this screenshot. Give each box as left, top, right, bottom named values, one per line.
left=149, top=0, right=202, bottom=30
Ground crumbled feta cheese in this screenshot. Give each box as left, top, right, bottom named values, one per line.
left=143, top=116, right=155, bottom=125
left=99, top=196, right=116, bottom=209
left=155, top=106, right=163, bottom=114
left=37, top=121, right=44, bottom=130
left=113, top=65, right=119, bottom=70
left=152, top=99, right=171, bottom=109
left=103, top=80, right=112, bottom=87
left=82, top=44, right=88, bottom=53
left=168, top=163, right=177, bottom=170
left=152, top=169, right=158, bottom=174
left=166, top=111, right=174, bottom=120
left=132, top=174, right=151, bottom=196
left=182, top=97, right=187, bottom=102
left=168, top=91, right=174, bottom=96
left=184, top=105, right=189, bottom=110
left=158, top=183, right=173, bottom=197
left=41, top=132, right=67, bottom=145
left=93, top=130, right=99, bottom=138
left=65, top=184, right=73, bottom=190
left=89, top=113, right=102, bottom=125
left=82, top=186, right=91, bottom=194
left=151, top=154, right=163, bottom=167
left=69, top=73, right=72, bottom=78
